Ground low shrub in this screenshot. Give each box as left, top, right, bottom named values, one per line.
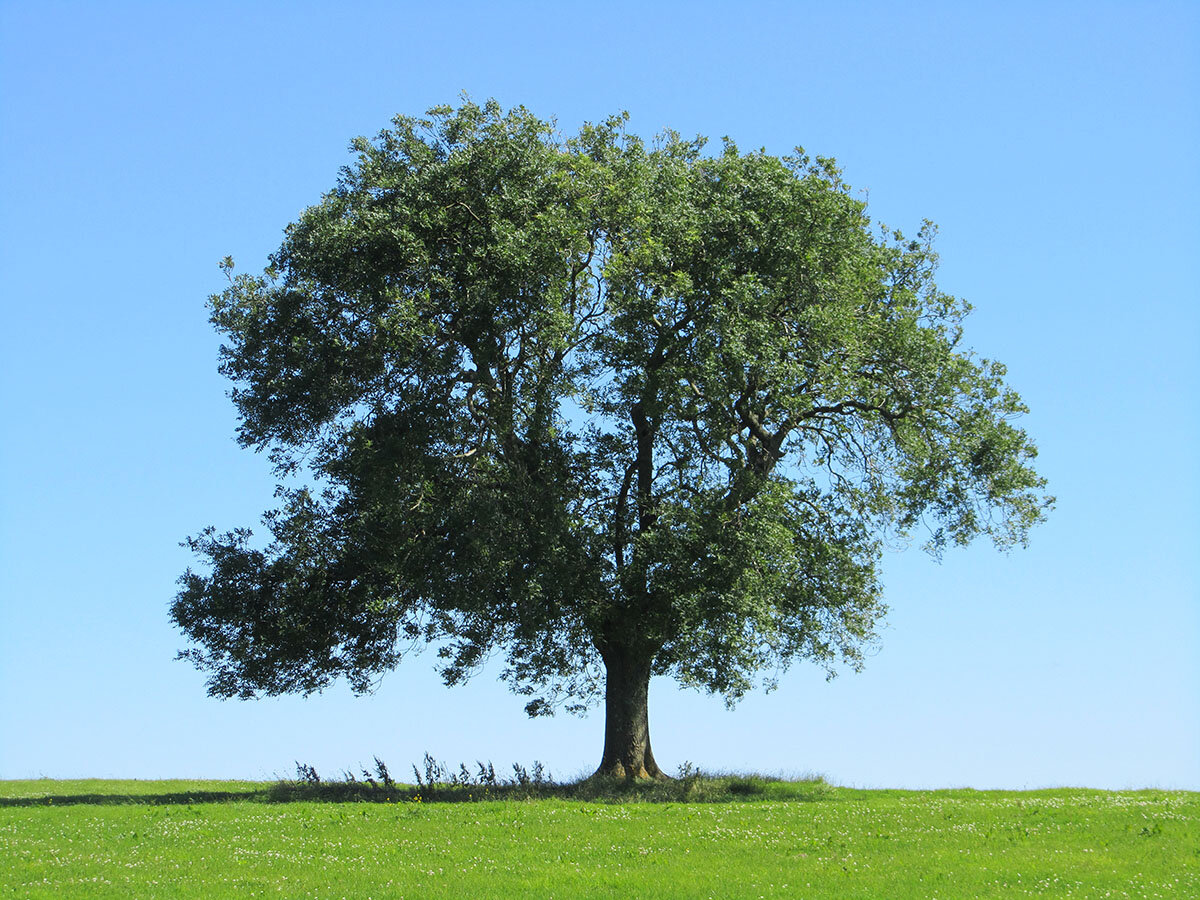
left=272, top=757, right=834, bottom=805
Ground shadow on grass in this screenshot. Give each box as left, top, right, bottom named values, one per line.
left=0, top=790, right=270, bottom=808
left=0, top=775, right=836, bottom=808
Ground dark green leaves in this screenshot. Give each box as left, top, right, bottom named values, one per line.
left=175, top=99, right=1050, bottom=710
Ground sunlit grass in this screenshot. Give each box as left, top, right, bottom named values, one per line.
left=1, top=778, right=1195, bottom=898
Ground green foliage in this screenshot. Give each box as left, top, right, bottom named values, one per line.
left=173, top=99, right=1051, bottom=716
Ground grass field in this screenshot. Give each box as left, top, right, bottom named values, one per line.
left=1, top=777, right=1195, bottom=898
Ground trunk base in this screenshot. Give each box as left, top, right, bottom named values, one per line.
left=592, top=755, right=668, bottom=781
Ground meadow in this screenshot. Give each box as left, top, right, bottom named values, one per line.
left=1, top=776, right=1194, bottom=898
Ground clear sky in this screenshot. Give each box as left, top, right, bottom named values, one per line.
left=1, top=0, right=1196, bottom=789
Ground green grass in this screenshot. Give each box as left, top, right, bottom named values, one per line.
left=1, top=778, right=1195, bottom=898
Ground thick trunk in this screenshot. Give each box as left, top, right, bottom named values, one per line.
left=594, top=647, right=666, bottom=780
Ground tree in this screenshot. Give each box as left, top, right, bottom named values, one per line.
left=173, top=99, right=1051, bottom=779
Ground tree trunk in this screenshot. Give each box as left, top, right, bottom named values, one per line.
left=593, top=647, right=667, bottom=779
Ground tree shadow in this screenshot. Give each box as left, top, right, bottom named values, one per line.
left=0, top=789, right=272, bottom=808
left=0, top=774, right=836, bottom=807
left=0, top=783, right=589, bottom=807
left=0, top=784, right=578, bottom=807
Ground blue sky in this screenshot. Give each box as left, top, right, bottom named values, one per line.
left=1, top=0, right=1196, bottom=789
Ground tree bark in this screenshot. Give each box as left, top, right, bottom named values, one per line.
left=593, top=646, right=666, bottom=779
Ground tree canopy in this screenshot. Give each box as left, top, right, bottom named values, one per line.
left=173, top=99, right=1051, bottom=777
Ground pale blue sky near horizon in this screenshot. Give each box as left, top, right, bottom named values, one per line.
left=1, top=0, right=1197, bottom=789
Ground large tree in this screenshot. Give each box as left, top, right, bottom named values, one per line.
left=173, top=100, right=1050, bottom=778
